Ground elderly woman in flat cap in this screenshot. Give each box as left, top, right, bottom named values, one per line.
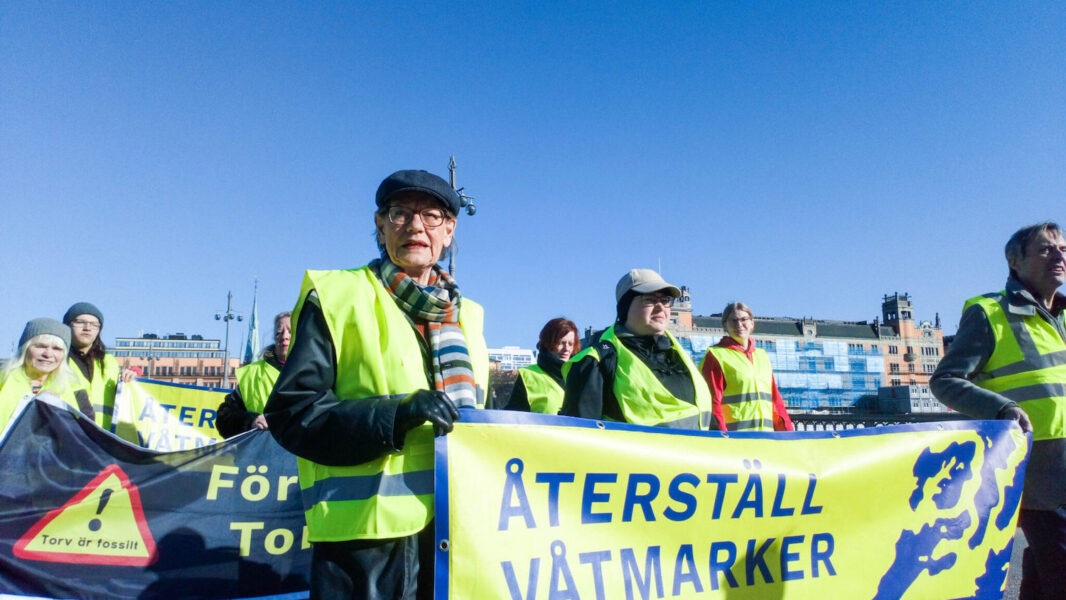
left=561, top=268, right=713, bottom=430
left=1, top=318, right=92, bottom=431
left=266, top=169, right=489, bottom=600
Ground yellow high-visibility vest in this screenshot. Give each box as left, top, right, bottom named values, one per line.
left=563, top=325, right=712, bottom=429
left=517, top=364, right=564, bottom=414
left=290, top=266, right=489, bottom=542
left=234, top=359, right=280, bottom=413
left=964, top=292, right=1066, bottom=442
left=0, top=369, right=80, bottom=432
left=701, top=345, right=775, bottom=431
left=69, top=354, right=120, bottom=430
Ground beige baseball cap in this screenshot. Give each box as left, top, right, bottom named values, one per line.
left=615, top=269, right=682, bottom=302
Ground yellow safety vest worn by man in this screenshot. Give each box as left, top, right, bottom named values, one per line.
left=933, top=278, right=1066, bottom=509
left=931, top=222, right=1066, bottom=600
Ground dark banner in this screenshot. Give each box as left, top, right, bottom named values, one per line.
left=0, top=398, right=310, bottom=600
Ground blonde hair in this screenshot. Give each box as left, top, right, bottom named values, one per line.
left=722, top=302, right=754, bottom=326
left=2, top=334, right=75, bottom=391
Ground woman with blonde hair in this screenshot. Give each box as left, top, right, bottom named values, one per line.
left=700, top=302, right=793, bottom=431
left=0, top=318, right=91, bottom=432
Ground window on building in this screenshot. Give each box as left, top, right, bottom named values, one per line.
left=890, top=363, right=900, bottom=373
left=889, top=346, right=898, bottom=355
left=908, top=364, right=915, bottom=373
left=923, top=364, right=936, bottom=373
left=891, top=378, right=902, bottom=386
left=909, top=378, right=917, bottom=386
left=906, top=346, right=913, bottom=354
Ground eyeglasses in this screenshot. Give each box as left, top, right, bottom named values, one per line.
left=640, top=294, right=675, bottom=308
left=71, top=320, right=101, bottom=330
left=387, top=206, right=447, bottom=228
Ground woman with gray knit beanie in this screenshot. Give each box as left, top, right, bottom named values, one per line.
left=0, top=318, right=90, bottom=432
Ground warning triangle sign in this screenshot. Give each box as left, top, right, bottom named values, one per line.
left=14, top=464, right=157, bottom=566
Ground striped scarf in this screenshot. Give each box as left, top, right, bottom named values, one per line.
left=373, top=257, right=478, bottom=408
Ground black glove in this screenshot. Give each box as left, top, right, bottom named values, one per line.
left=394, top=389, right=461, bottom=439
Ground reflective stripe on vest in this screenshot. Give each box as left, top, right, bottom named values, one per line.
left=702, top=345, right=776, bottom=432
left=290, top=266, right=489, bottom=541
left=965, top=293, right=1066, bottom=442
left=69, top=354, right=120, bottom=430
left=568, top=326, right=712, bottom=429
left=234, top=359, right=280, bottom=413
left=518, top=365, right=564, bottom=414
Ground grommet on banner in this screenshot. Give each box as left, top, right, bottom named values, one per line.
left=595, top=421, right=605, bottom=429
left=439, top=539, right=450, bottom=552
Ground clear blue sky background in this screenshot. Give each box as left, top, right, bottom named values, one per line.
left=2, top=2, right=1064, bottom=356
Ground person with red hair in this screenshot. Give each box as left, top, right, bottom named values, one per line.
left=501, top=318, right=580, bottom=414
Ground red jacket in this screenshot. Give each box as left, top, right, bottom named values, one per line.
left=700, top=336, right=794, bottom=431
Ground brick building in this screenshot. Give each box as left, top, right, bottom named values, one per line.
left=110, top=333, right=242, bottom=389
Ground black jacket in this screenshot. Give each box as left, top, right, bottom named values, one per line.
left=560, top=325, right=695, bottom=422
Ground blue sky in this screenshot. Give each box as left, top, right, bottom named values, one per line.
left=1, top=2, right=1064, bottom=354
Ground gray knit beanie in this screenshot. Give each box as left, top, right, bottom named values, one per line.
left=19, top=318, right=72, bottom=350
left=63, top=302, right=104, bottom=327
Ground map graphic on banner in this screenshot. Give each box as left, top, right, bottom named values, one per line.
left=14, top=464, right=157, bottom=566
left=435, top=411, right=1029, bottom=600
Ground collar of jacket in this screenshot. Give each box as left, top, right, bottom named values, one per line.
left=716, top=335, right=754, bottom=357
left=614, top=323, right=673, bottom=351
left=262, top=344, right=285, bottom=370
left=536, top=349, right=565, bottom=380
left=1005, top=275, right=1066, bottom=317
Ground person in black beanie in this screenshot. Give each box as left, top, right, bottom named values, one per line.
left=560, top=268, right=713, bottom=429
left=62, top=302, right=134, bottom=430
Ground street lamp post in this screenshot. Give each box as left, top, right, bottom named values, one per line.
left=215, top=291, right=243, bottom=388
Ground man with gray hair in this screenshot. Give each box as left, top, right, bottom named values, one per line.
left=931, top=221, right=1066, bottom=599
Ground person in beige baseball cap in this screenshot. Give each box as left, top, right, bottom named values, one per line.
left=559, top=268, right=713, bottom=429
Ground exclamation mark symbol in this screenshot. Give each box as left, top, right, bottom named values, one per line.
left=88, top=489, right=112, bottom=532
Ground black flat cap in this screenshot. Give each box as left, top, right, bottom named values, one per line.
left=375, top=170, right=461, bottom=216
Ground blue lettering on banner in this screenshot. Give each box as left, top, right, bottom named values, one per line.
left=500, top=536, right=838, bottom=596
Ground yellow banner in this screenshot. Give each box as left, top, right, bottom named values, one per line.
left=111, top=379, right=226, bottom=450
left=437, top=412, right=1027, bottom=600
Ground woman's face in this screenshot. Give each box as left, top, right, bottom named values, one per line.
left=69, top=314, right=101, bottom=350
left=726, top=309, right=754, bottom=343
left=625, top=292, right=673, bottom=336
left=375, top=192, right=455, bottom=276
left=26, top=338, right=66, bottom=378
left=274, top=316, right=292, bottom=358
left=552, top=331, right=576, bottom=361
